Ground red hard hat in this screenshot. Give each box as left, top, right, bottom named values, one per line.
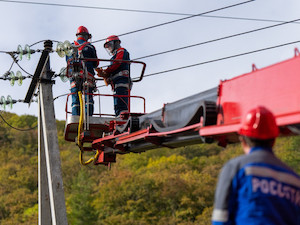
left=76, top=26, right=89, bottom=36
left=238, top=106, right=279, bottom=139
left=104, top=35, right=121, bottom=48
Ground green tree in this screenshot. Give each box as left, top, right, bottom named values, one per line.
left=1, top=112, right=300, bottom=225
left=67, top=169, right=98, bottom=225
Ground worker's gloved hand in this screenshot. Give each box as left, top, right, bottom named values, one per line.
left=95, top=68, right=108, bottom=78
left=95, top=68, right=109, bottom=86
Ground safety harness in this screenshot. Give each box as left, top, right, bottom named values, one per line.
left=73, top=41, right=95, bottom=88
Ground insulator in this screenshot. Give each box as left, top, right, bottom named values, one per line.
left=6, top=95, right=13, bottom=109
left=24, top=44, right=31, bottom=60
left=60, top=75, right=68, bottom=83
left=16, top=71, right=23, bottom=86
left=1, top=96, right=6, bottom=109
left=63, top=40, right=73, bottom=57
left=17, top=45, right=23, bottom=61
left=59, top=67, right=68, bottom=82
left=56, top=42, right=65, bottom=58
left=60, top=67, right=67, bottom=76
left=9, top=71, right=15, bottom=86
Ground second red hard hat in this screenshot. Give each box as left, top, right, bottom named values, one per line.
left=238, top=106, right=279, bottom=140
left=104, top=35, right=121, bottom=48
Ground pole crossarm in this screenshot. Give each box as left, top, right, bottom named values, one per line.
left=24, top=40, right=53, bottom=104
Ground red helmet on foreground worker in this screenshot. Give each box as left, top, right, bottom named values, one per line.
left=238, top=106, right=279, bottom=140
left=104, top=35, right=121, bottom=55
left=76, top=26, right=92, bottom=40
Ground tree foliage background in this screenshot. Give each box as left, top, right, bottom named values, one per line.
left=0, top=112, right=300, bottom=224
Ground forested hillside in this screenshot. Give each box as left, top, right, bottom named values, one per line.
left=0, top=112, right=300, bottom=225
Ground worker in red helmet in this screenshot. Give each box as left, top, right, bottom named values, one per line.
left=96, top=35, right=131, bottom=116
left=68, top=26, right=98, bottom=116
left=212, top=106, right=300, bottom=225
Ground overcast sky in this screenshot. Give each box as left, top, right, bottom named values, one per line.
left=0, top=0, right=300, bottom=120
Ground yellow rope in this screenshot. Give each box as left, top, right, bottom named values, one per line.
left=77, top=91, right=84, bottom=147
left=77, top=91, right=100, bottom=166
left=79, top=150, right=100, bottom=166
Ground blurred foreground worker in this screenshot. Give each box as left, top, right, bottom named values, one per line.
left=212, top=106, right=300, bottom=225
left=96, top=35, right=131, bottom=116
left=68, top=26, right=98, bottom=116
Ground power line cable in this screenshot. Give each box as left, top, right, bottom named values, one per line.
left=0, top=111, right=37, bottom=131
left=53, top=93, right=68, bottom=101
left=2, top=0, right=293, bottom=60
left=0, top=51, right=33, bottom=76
left=1, top=0, right=299, bottom=62
left=134, top=17, right=300, bottom=60
left=29, top=39, right=60, bottom=47
left=7, top=52, right=34, bottom=76
left=0, top=0, right=252, bottom=17
left=8, top=60, right=14, bottom=72
left=1, top=0, right=298, bottom=26
left=55, top=40, right=300, bottom=98
left=0, top=0, right=196, bottom=14
left=1, top=17, right=297, bottom=67
left=0, top=1, right=255, bottom=53
left=91, top=0, right=255, bottom=43
left=195, top=15, right=300, bottom=24
left=14, top=61, right=33, bottom=76
left=143, top=40, right=300, bottom=78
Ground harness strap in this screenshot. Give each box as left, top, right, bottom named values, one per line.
left=74, top=41, right=92, bottom=57
left=114, top=83, right=131, bottom=89
left=72, top=70, right=95, bottom=86
left=111, top=70, right=129, bottom=80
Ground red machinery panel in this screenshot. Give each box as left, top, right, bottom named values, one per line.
left=200, top=51, right=300, bottom=142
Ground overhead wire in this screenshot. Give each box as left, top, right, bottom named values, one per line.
left=0, top=1, right=296, bottom=84
left=0, top=0, right=290, bottom=61
left=134, top=17, right=300, bottom=60
left=53, top=93, right=69, bottom=101
left=91, top=0, right=255, bottom=43
left=2, top=0, right=298, bottom=119
left=52, top=37, right=300, bottom=99
left=1, top=13, right=297, bottom=83
left=0, top=111, right=38, bottom=131
left=83, top=39, right=300, bottom=94
left=0, top=52, right=33, bottom=78
left=0, top=0, right=296, bottom=63
left=1, top=0, right=299, bottom=26
left=8, top=60, right=15, bottom=72
left=143, top=40, right=300, bottom=78
left=7, top=52, right=34, bottom=76
left=29, top=39, right=60, bottom=47
left=0, top=39, right=61, bottom=76
left=0, top=0, right=296, bottom=57
left=14, top=61, right=33, bottom=76
left=0, top=1, right=256, bottom=84
left=0, top=0, right=200, bottom=14
left=193, top=15, right=300, bottom=25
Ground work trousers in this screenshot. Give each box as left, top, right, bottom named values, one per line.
left=71, top=85, right=94, bottom=116
left=113, top=87, right=128, bottom=116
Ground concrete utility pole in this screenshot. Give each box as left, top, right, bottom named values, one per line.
left=25, top=40, right=68, bottom=225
